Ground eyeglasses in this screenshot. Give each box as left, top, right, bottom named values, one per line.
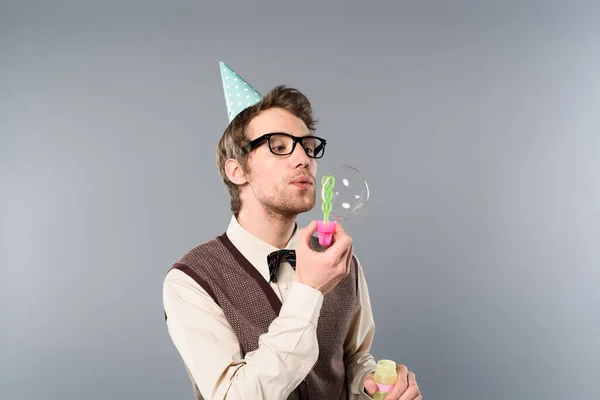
left=247, top=132, right=327, bottom=159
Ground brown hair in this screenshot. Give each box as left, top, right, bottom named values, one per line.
left=216, top=85, right=318, bottom=216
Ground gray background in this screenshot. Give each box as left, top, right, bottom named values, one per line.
left=2, top=1, right=599, bottom=399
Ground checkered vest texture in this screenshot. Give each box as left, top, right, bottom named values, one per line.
left=166, top=232, right=358, bottom=400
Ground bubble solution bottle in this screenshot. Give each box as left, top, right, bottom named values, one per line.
left=373, top=359, right=397, bottom=400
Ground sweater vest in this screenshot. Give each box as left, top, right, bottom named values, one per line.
left=166, top=232, right=358, bottom=400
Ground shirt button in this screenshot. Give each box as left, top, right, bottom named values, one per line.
left=283, top=283, right=288, bottom=289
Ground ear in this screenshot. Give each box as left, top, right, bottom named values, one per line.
left=225, top=158, right=248, bottom=185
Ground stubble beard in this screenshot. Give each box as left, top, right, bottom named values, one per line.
left=256, top=182, right=316, bottom=218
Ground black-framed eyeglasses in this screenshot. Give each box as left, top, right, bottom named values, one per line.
left=247, top=132, right=327, bottom=159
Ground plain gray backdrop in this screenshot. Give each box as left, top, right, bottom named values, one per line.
left=2, top=1, right=599, bottom=399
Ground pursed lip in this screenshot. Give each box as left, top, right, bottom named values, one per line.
left=291, top=176, right=314, bottom=185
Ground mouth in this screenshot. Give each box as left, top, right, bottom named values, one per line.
left=290, top=176, right=314, bottom=189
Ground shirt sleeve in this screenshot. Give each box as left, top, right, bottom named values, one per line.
left=343, top=257, right=378, bottom=399
left=163, top=268, right=323, bottom=400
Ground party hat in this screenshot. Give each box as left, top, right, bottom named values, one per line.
left=219, top=61, right=263, bottom=122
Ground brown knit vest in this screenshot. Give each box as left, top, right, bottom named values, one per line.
left=166, top=232, right=358, bottom=400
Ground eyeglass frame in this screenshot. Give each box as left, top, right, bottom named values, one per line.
left=246, top=132, right=327, bottom=159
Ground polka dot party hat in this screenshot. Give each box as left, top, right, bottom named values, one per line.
left=219, top=61, right=263, bottom=122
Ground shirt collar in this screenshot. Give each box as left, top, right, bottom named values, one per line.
left=225, top=215, right=299, bottom=282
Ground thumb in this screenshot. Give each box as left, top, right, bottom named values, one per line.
left=298, top=220, right=317, bottom=246
left=363, top=374, right=378, bottom=396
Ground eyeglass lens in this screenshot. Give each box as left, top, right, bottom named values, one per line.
left=269, top=134, right=324, bottom=158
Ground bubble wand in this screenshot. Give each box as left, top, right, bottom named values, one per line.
left=317, top=174, right=337, bottom=247
left=321, top=174, right=335, bottom=222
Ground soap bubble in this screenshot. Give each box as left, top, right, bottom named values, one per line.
left=320, top=165, right=369, bottom=221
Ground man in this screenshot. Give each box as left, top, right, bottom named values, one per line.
left=163, top=62, right=421, bottom=399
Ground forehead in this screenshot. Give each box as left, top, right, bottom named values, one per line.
left=246, top=107, right=310, bottom=141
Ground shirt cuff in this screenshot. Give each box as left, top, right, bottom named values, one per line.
left=280, top=280, right=323, bottom=325
left=353, top=366, right=377, bottom=398
left=361, top=388, right=374, bottom=399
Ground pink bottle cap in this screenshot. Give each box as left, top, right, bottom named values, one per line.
left=316, top=220, right=337, bottom=247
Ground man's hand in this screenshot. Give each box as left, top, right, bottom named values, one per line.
left=295, top=220, right=353, bottom=295
left=364, top=365, right=422, bottom=399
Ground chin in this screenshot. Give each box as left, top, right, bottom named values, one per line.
left=261, top=188, right=316, bottom=216
left=270, top=199, right=315, bottom=217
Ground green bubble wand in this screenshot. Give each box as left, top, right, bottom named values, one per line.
left=317, top=174, right=337, bottom=247
left=321, top=174, right=335, bottom=222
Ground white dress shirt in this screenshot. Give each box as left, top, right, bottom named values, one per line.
left=163, top=216, right=377, bottom=399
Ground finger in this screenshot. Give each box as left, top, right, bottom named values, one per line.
left=363, top=375, right=378, bottom=396
left=328, top=234, right=352, bottom=261
left=385, top=365, right=409, bottom=398
left=408, top=371, right=417, bottom=386
left=397, top=387, right=421, bottom=400
left=332, top=221, right=348, bottom=240
left=327, top=223, right=352, bottom=254
left=298, top=220, right=317, bottom=246
left=397, top=388, right=420, bottom=400
left=397, top=372, right=420, bottom=400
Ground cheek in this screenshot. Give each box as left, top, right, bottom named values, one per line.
left=250, top=162, right=280, bottom=186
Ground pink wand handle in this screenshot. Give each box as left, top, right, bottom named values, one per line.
left=316, top=220, right=337, bottom=247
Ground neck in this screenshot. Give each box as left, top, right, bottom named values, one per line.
left=236, top=206, right=297, bottom=249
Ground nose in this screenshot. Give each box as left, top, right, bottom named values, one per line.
left=290, top=142, right=310, bottom=167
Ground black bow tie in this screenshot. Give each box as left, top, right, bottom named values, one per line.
left=267, top=249, right=296, bottom=283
